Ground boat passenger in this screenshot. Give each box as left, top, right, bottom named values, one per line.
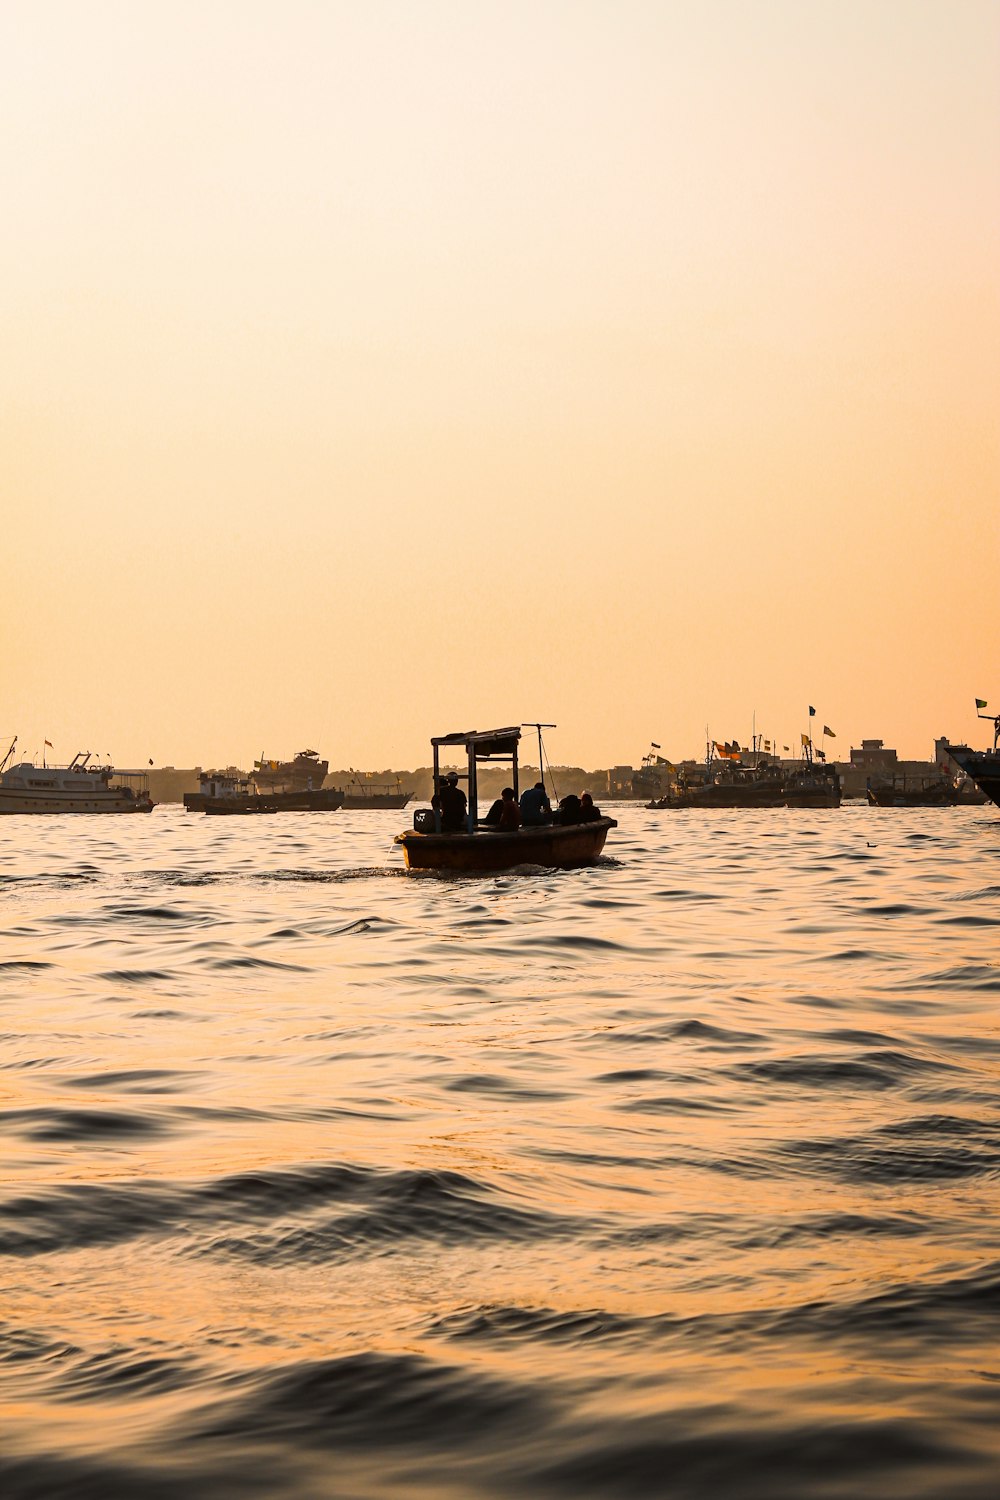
left=579, top=791, right=602, bottom=821
left=484, top=787, right=521, bottom=829
left=436, top=770, right=467, bottom=832
left=498, top=787, right=521, bottom=830
left=556, top=793, right=583, bottom=825
left=519, top=781, right=551, bottom=826
left=483, top=793, right=505, bottom=826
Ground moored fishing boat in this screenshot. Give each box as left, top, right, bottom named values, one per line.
left=866, top=775, right=963, bottom=807
left=185, top=770, right=343, bottom=813
left=945, top=746, right=1000, bottom=810
left=394, top=726, right=615, bottom=872
left=252, top=749, right=329, bottom=792
left=944, top=703, right=1000, bottom=810
left=0, top=742, right=154, bottom=814
left=336, top=775, right=411, bottom=810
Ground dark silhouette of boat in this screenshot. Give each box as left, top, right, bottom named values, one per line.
left=944, top=704, right=1000, bottom=810
left=394, top=726, right=615, bottom=872
left=866, top=776, right=963, bottom=807
left=184, top=770, right=343, bottom=813
left=647, top=739, right=840, bottom=809
left=336, top=776, right=412, bottom=810
left=252, top=749, right=329, bottom=792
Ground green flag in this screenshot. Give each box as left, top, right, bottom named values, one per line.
left=976, top=698, right=988, bottom=709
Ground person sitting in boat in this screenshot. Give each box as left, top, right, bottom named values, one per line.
left=579, top=791, right=602, bottom=821
left=433, top=770, right=468, bottom=832
left=484, top=786, right=521, bottom=830
left=519, top=781, right=552, bottom=826
left=556, top=793, right=583, bottom=824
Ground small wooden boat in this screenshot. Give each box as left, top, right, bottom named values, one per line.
left=394, top=726, right=616, bottom=873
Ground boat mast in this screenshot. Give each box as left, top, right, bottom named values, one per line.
left=522, top=723, right=555, bottom=795
left=0, top=736, right=15, bottom=775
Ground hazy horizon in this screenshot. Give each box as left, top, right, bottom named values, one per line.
left=4, top=1, right=997, bottom=770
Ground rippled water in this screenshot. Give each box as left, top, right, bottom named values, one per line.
left=2, top=804, right=999, bottom=1498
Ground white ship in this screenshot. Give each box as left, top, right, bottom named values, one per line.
left=0, top=741, right=154, bottom=814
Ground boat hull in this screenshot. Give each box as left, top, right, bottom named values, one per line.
left=0, top=791, right=153, bottom=814
left=395, top=817, right=616, bottom=872
left=341, top=793, right=412, bottom=810
left=944, top=748, right=1000, bottom=810
left=866, top=784, right=962, bottom=807
left=186, top=789, right=344, bottom=813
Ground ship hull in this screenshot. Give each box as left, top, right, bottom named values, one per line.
left=189, top=788, right=344, bottom=814
left=866, top=784, right=962, bottom=807
left=0, top=791, right=153, bottom=814
left=341, top=793, right=411, bottom=810
left=944, top=748, right=1000, bottom=810
left=395, top=817, right=615, bottom=872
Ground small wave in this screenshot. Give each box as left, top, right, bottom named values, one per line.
left=731, top=1049, right=947, bottom=1092
left=96, top=969, right=174, bottom=985
left=778, top=1115, right=1000, bottom=1184
left=0, top=1106, right=176, bottom=1143
left=63, top=1069, right=195, bottom=1094
left=200, top=1166, right=581, bottom=1266
left=200, top=956, right=307, bottom=973
left=189, top=1350, right=548, bottom=1451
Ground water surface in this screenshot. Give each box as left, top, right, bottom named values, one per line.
left=2, top=804, right=999, bottom=1497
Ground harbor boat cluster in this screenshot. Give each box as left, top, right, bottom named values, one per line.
left=2, top=702, right=997, bottom=874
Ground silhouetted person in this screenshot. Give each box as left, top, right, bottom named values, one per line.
left=433, top=771, right=467, bottom=832
left=484, top=786, right=520, bottom=829
left=519, top=781, right=551, bottom=826
left=556, top=793, right=582, bottom=824
left=579, top=792, right=602, bottom=821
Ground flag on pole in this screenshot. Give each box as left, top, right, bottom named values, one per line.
left=808, top=705, right=816, bottom=716
left=783, top=745, right=789, bottom=752
left=975, top=698, right=988, bottom=709
left=651, top=742, right=661, bottom=750
left=801, top=733, right=811, bottom=747
left=44, top=739, right=53, bottom=747
left=823, top=725, right=836, bottom=737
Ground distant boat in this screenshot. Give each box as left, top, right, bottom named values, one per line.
left=184, top=770, right=343, bottom=814
left=783, top=765, right=841, bottom=808
left=0, top=742, right=154, bottom=814
left=944, top=746, right=1000, bottom=810
left=337, top=775, right=411, bottom=810
left=647, top=737, right=783, bottom=808
left=394, top=725, right=615, bottom=872
left=944, top=707, right=1000, bottom=810
left=866, top=775, right=963, bottom=807
left=252, top=749, right=330, bottom=792
left=648, top=741, right=840, bottom=808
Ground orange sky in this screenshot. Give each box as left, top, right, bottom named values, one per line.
left=3, top=1, right=997, bottom=770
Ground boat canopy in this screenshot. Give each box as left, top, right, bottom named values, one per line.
left=431, top=727, right=521, bottom=758
left=429, top=726, right=523, bottom=833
